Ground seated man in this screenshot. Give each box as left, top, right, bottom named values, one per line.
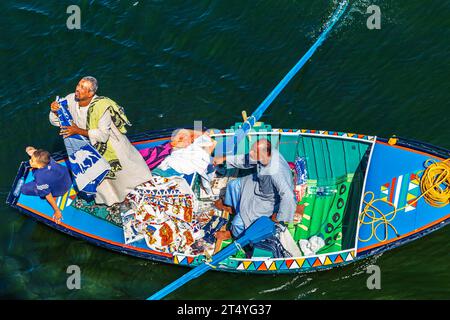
left=213, top=139, right=297, bottom=240
left=21, top=147, right=72, bottom=224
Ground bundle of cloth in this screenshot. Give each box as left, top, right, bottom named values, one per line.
left=121, top=176, right=227, bottom=255
left=139, top=129, right=217, bottom=195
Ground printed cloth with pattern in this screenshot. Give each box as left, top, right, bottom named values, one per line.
left=121, top=176, right=226, bottom=255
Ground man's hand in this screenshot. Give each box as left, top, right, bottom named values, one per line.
left=50, top=101, right=60, bottom=113
left=213, top=156, right=226, bottom=166
left=60, top=123, right=88, bottom=138
left=53, top=209, right=63, bottom=224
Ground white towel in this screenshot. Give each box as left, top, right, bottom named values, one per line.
left=299, top=236, right=325, bottom=256
left=278, top=225, right=303, bottom=257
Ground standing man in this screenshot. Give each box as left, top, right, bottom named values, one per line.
left=49, top=76, right=152, bottom=206
left=213, top=139, right=297, bottom=240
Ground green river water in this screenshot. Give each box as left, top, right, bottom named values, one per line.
left=0, top=0, right=449, bottom=299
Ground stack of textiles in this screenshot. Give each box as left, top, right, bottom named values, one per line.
left=121, top=176, right=227, bottom=255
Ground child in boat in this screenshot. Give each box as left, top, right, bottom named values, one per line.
left=21, top=147, right=72, bottom=224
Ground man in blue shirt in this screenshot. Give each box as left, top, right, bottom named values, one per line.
left=21, top=147, right=72, bottom=224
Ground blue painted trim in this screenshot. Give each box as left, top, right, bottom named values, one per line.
left=11, top=204, right=173, bottom=265
left=357, top=216, right=450, bottom=258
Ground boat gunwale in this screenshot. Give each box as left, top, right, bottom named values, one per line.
left=206, top=129, right=376, bottom=145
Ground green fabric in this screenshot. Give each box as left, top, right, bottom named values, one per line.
left=152, top=167, right=183, bottom=177
left=293, top=180, right=350, bottom=254
left=86, top=96, right=131, bottom=179
left=71, top=197, right=123, bottom=226
left=220, top=239, right=247, bottom=258
left=213, top=125, right=370, bottom=256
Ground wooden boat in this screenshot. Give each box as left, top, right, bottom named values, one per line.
left=7, top=123, right=450, bottom=274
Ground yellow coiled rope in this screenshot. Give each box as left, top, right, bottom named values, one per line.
left=419, top=159, right=450, bottom=207
left=358, top=158, right=450, bottom=242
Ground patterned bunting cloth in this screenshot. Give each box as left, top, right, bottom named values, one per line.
left=121, top=176, right=227, bottom=255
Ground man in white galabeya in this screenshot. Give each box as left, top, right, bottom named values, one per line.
left=49, top=76, right=152, bottom=206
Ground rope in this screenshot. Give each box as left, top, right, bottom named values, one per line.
left=234, top=241, right=244, bottom=253
left=358, top=158, right=450, bottom=242
left=203, top=251, right=217, bottom=269
left=420, top=158, right=450, bottom=207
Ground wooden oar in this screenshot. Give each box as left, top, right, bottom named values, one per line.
left=147, top=216, right=275, bottom=300
left=147, top=0, right=349, bottom=301
left=216, top=0, right=349, bottom=156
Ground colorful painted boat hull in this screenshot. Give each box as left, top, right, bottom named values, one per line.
left=6, top=128, right=450, bottom=274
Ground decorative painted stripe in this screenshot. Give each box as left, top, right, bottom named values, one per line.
left=341, top=252, right=348, bottom=261
left=379, top=170, right=422, bottom=214
left=318, top=255, right=326, bottom=264
left=286, top=259, right=294, bottom=268
left=275, top=260, right=284, bottom=269
left=389, top=177, right=397, bottom=203
left=257, top=262, right=267, bottom=271
left=334, top=254, right=344, bottom=263
left=173, top=249, right=358, bottom=272
left=324, top=256, right=333, bottom=265
left=289, top=260, right=300, bottom=269
left=279, top=261, right=288, bottom=270
left=394, top=175, right=403, bottom=208
left=328, top=254, right=337, bottom=263
left=246, top=262, right=256, bottom=271
left=212, top=128, right=375, bottom=141
left=296, top=258, right=305, bottom=267
left=253, top=261, right=263, bottom=270
left=217, top=128, right=377, bottom=141
left=312, top=258, right=322, bottom=267
left=301, top=259, right=311, bottom=268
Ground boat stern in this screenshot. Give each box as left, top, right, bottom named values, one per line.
left=356, top=137, right=450, bottom=256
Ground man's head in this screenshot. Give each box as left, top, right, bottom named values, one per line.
left=249, top=139, right=272, bottom=166
left=75, top=76, right=98, bottom=102
left=29, top=149, right=51, bottom=169
left=171, top=129, right=193, bottom=148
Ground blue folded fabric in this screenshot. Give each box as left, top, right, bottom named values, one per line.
left=57, top=98, right=110, bottom=196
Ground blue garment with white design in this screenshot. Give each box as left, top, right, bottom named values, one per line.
left=21, top=159, right=72, bottom=198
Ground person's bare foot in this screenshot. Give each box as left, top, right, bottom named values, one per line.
left=294, top=204, right=305, bottom=223
left=214, top=198, right=233, bottom=213
left=215, top=230, right=232, bottom=241
left=25, top=146, right=37, bottom=157
left=295, top=203, right=305, bottom=214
